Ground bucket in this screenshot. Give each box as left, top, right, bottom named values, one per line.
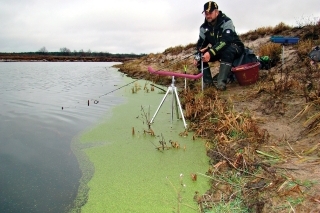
left=231, top=62, right=260, bottom=86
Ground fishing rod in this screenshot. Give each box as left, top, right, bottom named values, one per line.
left=64, top=30, right=210, bottom=109
left=62, top=34, right=209, bottom=110
left=91, top=34, right=209, bottom=99
left=61, top=51, right=199, bottom=110
left=99, top=51, right=199, bottom=97
left=99, top=35, right=210, bottom=98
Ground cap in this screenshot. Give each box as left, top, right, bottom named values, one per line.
left=203, top=1, right=218, bottom=13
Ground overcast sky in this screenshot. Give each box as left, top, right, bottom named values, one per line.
left=0, top=0, right=319, bottom=54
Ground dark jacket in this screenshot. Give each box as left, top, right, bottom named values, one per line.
left=196, top=11, right=244, bottom=58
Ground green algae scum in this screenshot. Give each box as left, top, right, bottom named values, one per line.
left=71, top=77, right=210, bottom=212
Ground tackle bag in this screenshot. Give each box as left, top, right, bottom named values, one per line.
left=309, top=46, right=320, bottom=62
left=232, top=47, right=258, bottom=67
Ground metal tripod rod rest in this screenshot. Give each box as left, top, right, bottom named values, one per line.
left=147, top=66, right=203, bottom=129
left=150, top=76, right=187, bottom=128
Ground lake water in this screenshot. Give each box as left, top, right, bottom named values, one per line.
left=0, top=62, right=125, bottom=213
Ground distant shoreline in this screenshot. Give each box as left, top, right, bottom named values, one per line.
left=0, top=52, right=143, bottom=62
left=0, top=56, right=134, bottom=62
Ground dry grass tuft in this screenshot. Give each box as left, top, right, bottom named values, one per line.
left=272, top=22, right=292, bottom=34
left=240, top=22, right=292, bottom=41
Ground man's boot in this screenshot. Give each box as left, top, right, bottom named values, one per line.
left=217, top=62, right=232, bottom=91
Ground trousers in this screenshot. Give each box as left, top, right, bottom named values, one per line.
left=197, top=44, right=243, bottom=85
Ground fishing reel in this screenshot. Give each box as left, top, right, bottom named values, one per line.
left=194, top=51, right=202, bottom=61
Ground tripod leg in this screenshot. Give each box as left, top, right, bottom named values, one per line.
left=150, top=87, right=172, bottom=124
left=171, top=87, right=174, bottom=124
left=171, top=87, right=179, bottom=124
left=173, top=87, right=187, bottom=129
left=174, top=88, right=179, bottom=120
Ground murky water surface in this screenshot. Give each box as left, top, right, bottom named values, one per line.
left=0, top=62, right=124, bottom=213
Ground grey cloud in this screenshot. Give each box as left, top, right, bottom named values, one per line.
left=0, top=0, right=319, bottom=54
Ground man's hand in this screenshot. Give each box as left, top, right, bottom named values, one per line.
left=199, top=47, right=208, bottom=53
left=193, top=46, right=211, bottom=65
left=202, top=52, right=211, bottom=62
